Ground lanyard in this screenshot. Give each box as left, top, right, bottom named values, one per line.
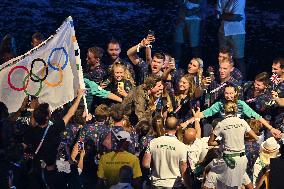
left=35, top=122, right=52, bottom=155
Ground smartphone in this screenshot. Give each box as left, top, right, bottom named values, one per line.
left=118, top=81, right=124, bottom=89
left=148, top=30, right=155, bottom=36
left=78, top=141, right=84, bottom=151
left=28, top=95, right=36, bottom=104
left=205, top=71, right=214, bottom=78
left=28, top=95, right=32, bottom=103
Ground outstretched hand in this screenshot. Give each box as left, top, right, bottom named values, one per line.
left=192, top=107, right=202, bottom=119
left=270, top=128, right=282, bottom=139
left=77, top=89, right=86, bottom=97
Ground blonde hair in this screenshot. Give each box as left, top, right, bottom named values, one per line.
left=224, top=101, right=238, bottom=115
left=111, top=62, right=135, bottom=87
left=192, top=58, right=204, bottom=86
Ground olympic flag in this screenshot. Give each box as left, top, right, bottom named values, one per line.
left=0, top=16, right=86, bottom=113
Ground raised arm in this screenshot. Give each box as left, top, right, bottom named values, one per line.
left=63, top=89, right=85, bottom=125
left=272, top=91, right=284, bottom=106
left=127, top=42, right=142, bottom=65
left=127, top=35, right=155, bottom=65
left=192, top=108, right=202, bottom=139
left=240, top=100, right=282, bottom=138
left=84, top=78, right=122, bottom=102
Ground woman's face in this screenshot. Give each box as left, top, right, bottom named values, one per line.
left=179, top=77, right=190, bottom=91
left=113, top=66, right=124, bottom=81
left=188, top=59, right=199, bottom=74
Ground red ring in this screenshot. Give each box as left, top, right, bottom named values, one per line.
left=8, top=66, right=30, bottom=91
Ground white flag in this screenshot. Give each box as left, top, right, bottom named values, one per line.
left=0, top=16, right=85, bottom=113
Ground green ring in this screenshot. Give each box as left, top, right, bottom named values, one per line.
left=23, top=73, right=43, bottom=96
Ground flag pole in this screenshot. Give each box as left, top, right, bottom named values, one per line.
left=69, top=16, right=89, bottom=115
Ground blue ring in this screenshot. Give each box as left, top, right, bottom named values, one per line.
left=47, top=47, right=68, bottom=71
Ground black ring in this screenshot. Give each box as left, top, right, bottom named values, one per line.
left=30, top=58, right=48, bottom=82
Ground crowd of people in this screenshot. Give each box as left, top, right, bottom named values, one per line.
left=1, top=1, right=284, bottom=189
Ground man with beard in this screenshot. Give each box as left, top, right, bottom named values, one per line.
left=103, top=39, right=135, bottom=79
left=243, top=72, right=272, bottom=115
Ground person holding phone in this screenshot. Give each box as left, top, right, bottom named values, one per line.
left=105, top=62, right=135, bottom=99
left=127, top=34, right=164, bottom=85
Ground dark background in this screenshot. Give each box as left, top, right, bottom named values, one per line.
left=1, top=0, right=283, bottom=80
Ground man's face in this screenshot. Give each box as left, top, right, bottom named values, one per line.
left=113, top=66, right=124, bottom=81
left=151, top=56, right=164, bottom=74
left=272, top=63, right=284, bottom=77
left=218, top=52, right=231, bottom=62
left=150, top=81, right=164, bottom=98
left=224, top=87, right=237, bottom=101
left=188, top=59, right=199, bottom=74
left=219, top=62, right=233, bottom=80
left=31, top=38, right=42, bottom=47
left=107, top=43, right=121, bottom=61
left=86, top=51, right=100, bottom=66
left=254, top=80, right=266, bottom=92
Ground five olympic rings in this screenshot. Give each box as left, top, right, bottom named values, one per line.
left=7, top=47, right=68, bottom=96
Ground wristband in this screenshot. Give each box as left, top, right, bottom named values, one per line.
left=137, top=43, right=141, bottom=53
left=195, top=118, right=200, bottom=122
left=146, top=44, right=152, bottom=48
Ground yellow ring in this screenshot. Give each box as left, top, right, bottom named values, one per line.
left=42, top=63, right=63, bottom=87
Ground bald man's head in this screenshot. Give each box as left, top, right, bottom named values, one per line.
left=165, top=116, right=178, bottom=131
left=184, top=128, right=197, bottom=145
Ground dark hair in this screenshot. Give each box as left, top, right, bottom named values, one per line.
left=255, top=72, right=270, bottom=86
left=224, top=84, right=239, bottom=102
left=119, top=165, right=133, bottom=182
left=0, top=34, right=17, bottom=56
left=273, top=57, right=284, bottom=69
left=143, top=75, right=163, bottom=91
left=88, top=46, right=104, bottom=59
left=152, top=115, right=165, bottom=137
left=0, top=102, right=9, bottom=120
left=95, top=104, right=110, bottom=122
left=219, top=47, right=233, bottom=58
left=107, top=38, right=121, bottom=48
left=136, top=120, right=152, bottom=140
left=72, top=106, right=86, bottom=125
left=110, top=104, right=124, bottom=122
left=153, top=52, right=165, bottom=61
left=33, top=103, right=50, bottom=125
left=31, top=32, right=44, bottom=41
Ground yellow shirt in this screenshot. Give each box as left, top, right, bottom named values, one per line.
left=97, top=151, right=142, bottom=185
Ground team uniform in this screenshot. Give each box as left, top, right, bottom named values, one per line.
left=145, top=134, right=187, bottom=188
left=204, top=116, right=252, bottom=188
